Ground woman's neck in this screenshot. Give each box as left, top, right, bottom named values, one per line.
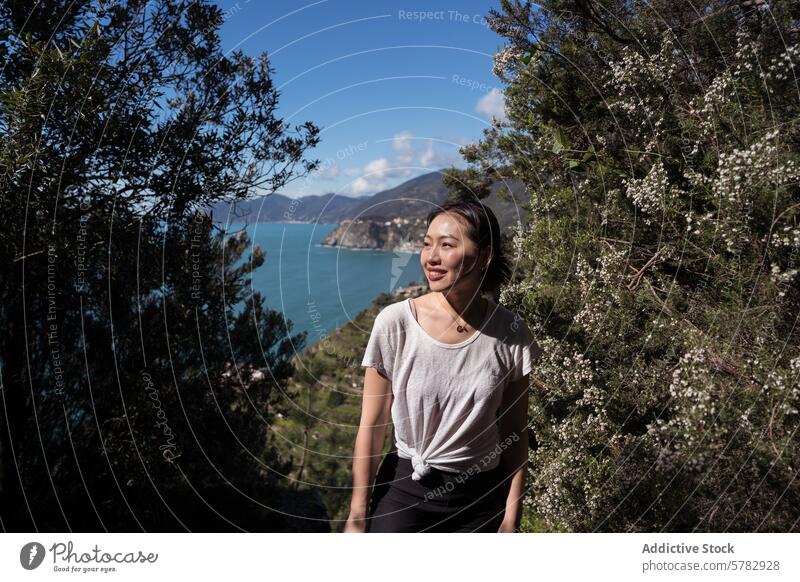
left=432, top=290, right=487, bottom=324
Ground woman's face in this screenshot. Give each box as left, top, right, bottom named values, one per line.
left=421, top=212, right=488, bottom=292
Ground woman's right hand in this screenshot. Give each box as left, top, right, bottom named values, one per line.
left=343, top=510, right=369, bottom=533
left=346, top=366, right=392, bottom=533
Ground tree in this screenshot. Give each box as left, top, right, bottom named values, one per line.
left=0, top=0, right=326, bottom=531
left=460, top=0, right=800, bottom=531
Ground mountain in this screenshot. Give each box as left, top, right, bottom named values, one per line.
left=208, top=170, right=530, bottom=228
left=208, top=192, right=364, bottom=225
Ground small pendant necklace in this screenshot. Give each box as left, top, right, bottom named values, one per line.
left=453, top=299, right=486, bottom=333
left=432, top=295, right=487, bottom=334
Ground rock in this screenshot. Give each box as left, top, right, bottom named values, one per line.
left=320, top=217, right=426, bottom=251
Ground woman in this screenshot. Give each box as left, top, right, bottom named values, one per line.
left=344, top=199, right=540, bottom=533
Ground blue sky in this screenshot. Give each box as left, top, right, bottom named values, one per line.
left=218, top=0, right=507, bottom=198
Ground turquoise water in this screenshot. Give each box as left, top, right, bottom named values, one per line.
left=231, top=223, right=425, bottom=348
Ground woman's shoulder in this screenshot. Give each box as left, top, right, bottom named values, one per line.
left=488, top=299, right=518, bottom=324
left=489, top=301, right=533, bottom=342
left=372, top=297, right=410, bottom=327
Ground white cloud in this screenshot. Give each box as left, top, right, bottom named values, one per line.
left=349, top=176, right=386, bottom=195
left=363, top=158, right=393, bottom=179
left=341, top=131, right=467, bottom=195
left=419, top=140, right=457, bottom=169
left=391, top=130, right=416, bottom=164
left=313, top=163, right=340, bottom=179
left=362, top=156, right=415, bottom=181
left=475, top=88, right=507, bottom=120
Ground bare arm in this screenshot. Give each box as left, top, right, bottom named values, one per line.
left=343, top=366, right=393, bottom=532
left=497, top=372, right=530, bottom=532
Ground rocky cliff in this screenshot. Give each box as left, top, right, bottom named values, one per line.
left=320, top=216, right=427, bottom=252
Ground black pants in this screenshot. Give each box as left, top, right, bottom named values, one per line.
left=367, top=450, right=509, bottom=533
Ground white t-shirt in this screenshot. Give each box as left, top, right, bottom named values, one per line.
left=361, top=296, right=541, bottom=480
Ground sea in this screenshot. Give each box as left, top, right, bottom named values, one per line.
left=228, top=223, right=425, bottom=349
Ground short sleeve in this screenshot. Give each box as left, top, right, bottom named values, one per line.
left=512, top=316, right=541, bottom=381
left=361, top=309, right=395, bottom=381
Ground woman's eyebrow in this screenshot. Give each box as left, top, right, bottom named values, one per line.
left=423, top=234, right=458, bottom=240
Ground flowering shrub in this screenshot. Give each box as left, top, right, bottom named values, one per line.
left=465, top=0, right=800, bottom=532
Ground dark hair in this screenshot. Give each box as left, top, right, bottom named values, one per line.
left=425, top=199, right=512, bottom=295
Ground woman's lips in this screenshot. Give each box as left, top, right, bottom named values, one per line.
left=427, top=269, right=446, bottom=281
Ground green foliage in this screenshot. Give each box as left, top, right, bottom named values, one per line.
left=271, top=299, right=401, bottom=531
left=471, top=0, right=800, bottom=532
left=0, top=0, right=323, bottom=531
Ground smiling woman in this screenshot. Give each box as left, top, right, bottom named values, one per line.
left=344, top=199, right=542, bottom=533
